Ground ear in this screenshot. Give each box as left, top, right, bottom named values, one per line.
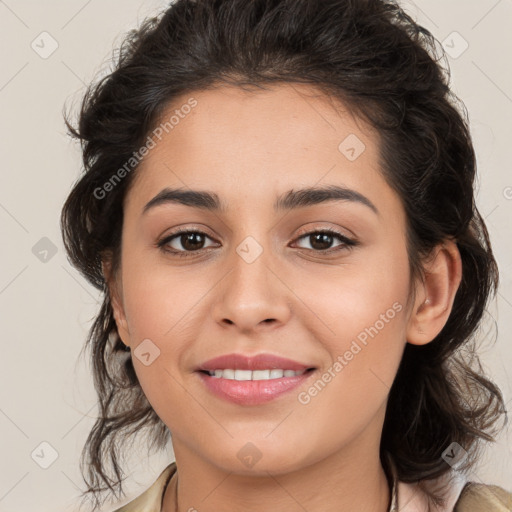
left=101, top=256, right=131, bottom=349
left=406, top=239, right=462, bottom=346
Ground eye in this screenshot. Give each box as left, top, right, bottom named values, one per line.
left=157, top=229, right=218, bottom=257
left=156, top=227, right=358, bottom=258
left=292, top=229, right=358, bottom=253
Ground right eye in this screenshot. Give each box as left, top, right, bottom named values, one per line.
left=157, top=229, right=219, bottom=257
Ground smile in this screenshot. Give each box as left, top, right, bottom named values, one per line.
left=206, top=368, right=307, bottom=380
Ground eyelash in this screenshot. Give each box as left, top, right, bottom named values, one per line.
left=156, top=227, right=359, bottom=258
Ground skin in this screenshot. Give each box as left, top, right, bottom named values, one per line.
left=104, top=83, right=462, bottom=512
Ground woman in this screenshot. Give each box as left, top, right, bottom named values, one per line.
left=60, top=0, right=511, bottom=511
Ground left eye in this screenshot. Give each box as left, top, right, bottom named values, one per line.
left=293, top=230, right=356, bottom=252
left=157, top=229, right=357, bottom=256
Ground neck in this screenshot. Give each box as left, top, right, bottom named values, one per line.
left=163, top=429, right=391, bottom=512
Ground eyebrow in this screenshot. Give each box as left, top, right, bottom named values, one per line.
left=142, top=185, right=379, bottom=216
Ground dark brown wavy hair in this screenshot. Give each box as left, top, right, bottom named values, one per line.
left=60, top=0, right=507, bottom=510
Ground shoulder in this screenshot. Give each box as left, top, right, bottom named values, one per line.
left=454, top=482, right=512, bottom=511
left=112, top=462, right=177, bottom=512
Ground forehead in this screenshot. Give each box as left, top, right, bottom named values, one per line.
left=147, top=82, right=376, bottom=160
left=124, top=82, right=397, bottom=217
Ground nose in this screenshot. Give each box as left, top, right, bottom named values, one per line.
left=210, top=240, right=292, bottom=335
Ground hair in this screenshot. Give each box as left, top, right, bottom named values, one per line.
left=60, top=0, right=507, bottom=510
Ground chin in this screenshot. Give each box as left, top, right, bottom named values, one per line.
left=204, top=442, right=315, bottom=476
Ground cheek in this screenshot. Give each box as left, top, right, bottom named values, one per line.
left=119, top=259, right=210, bottom=405
left=300, top=240, right=410, bottom=407
left=293, top=239, right=410, bottom=341
left=120, top=257, right=205, bottom=343
left=292, top=301, right=407, bottom=460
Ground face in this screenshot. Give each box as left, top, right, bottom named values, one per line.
left=108, top=83, right=420, bottom=475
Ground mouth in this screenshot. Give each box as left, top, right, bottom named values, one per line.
left=195, top=353, right=317, bottom=405
left=196, top=352, right=315, bottom=372
left=198, top=367, right=315, bottom=380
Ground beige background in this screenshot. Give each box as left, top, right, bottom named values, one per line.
left=0, top=0, right=511, bottom=510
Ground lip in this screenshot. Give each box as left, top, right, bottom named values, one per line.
left=196, top=353, right=313, bottom=372
left=195, top=353, right=316, bottom=405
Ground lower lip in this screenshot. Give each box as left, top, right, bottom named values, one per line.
left=196, top=370, right=315, bottom=405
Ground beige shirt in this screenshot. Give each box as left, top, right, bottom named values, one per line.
left=112, top=461, right=512, bottom=512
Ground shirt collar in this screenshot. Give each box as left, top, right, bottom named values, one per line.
left=383, top=452, right=467, bottom=512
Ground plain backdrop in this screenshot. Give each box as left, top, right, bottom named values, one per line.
left=0, top=0, right=511, bottom=510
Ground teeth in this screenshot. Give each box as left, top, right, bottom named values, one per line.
left=222, top=369, right=235, bottom=379
left=207, top=368, right=306, bottom=380
left=253, top=370, right=270, bottom=380
left=234, top=369, right=252, bottom=381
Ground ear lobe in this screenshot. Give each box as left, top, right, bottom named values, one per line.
left=101, top=258, right=131, bottom=348
left=406, top=239, right=462, bottom=346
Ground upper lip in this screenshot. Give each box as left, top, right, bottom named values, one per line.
left=196, top=353, right=315, bottom=372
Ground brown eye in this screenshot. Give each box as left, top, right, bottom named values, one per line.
left=157, top=230, right=217, bottom=256
left=178, top=232, right=207, bottom=251
left=308, top=232, right=335, bottom=250
left=293, top=230, right=357, bottom=253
